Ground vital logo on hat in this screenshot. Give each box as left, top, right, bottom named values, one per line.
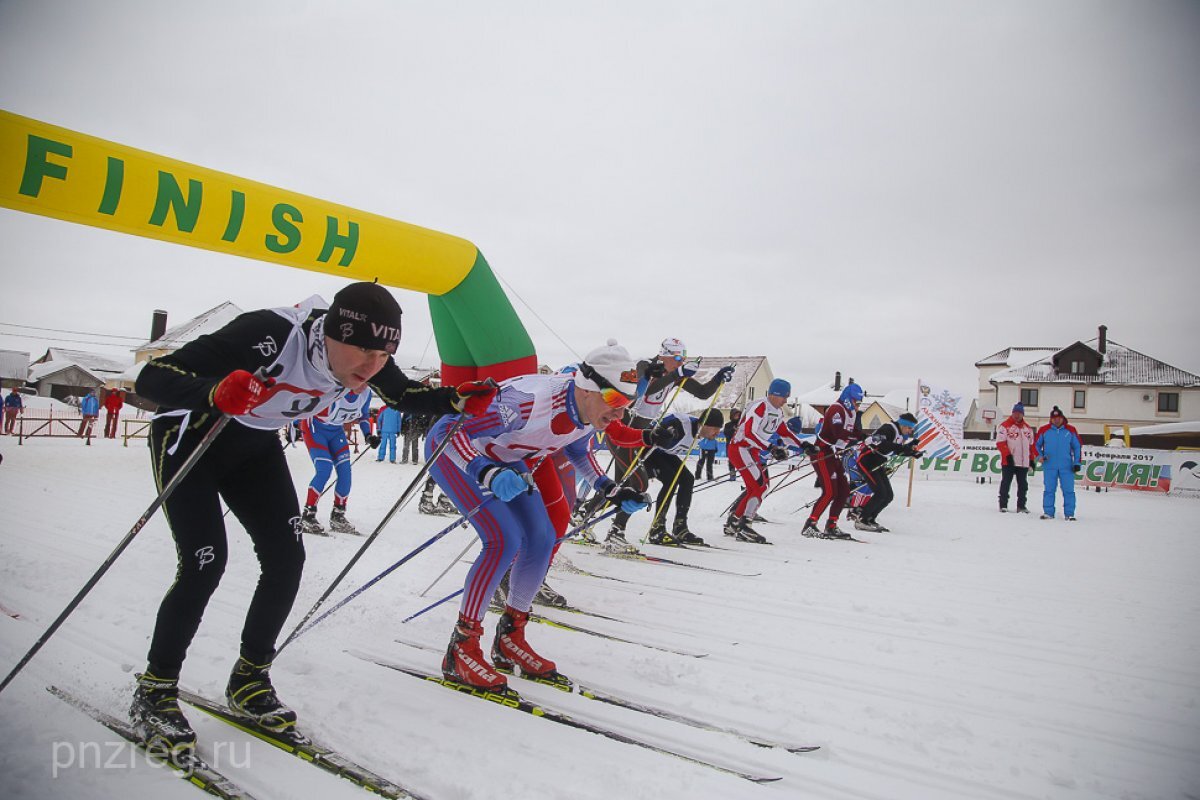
left=326, top=282, right=403, bottom=354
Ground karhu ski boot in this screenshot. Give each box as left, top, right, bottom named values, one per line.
left=443, top=614, right=508, bottom=692
left=801, top=519, right=822, bottom=538
left=821, top=521, right=852, bottom=540
left=492, top=606, right=570, bottom=687
left=735, top=518, right=768, bottom=544
left=130, top=672, right=196, bottom=756
left=646, top=520, right=679, bottom=546
left=299, top=505, right=327, bottom=536
left=533, top=579, right=570, bottom=609
left=603, top=525, right=639, bottom=555
left=328, top=505, right=358, bottom=534
left=225, top=657, right=297, bottom=733
left=673, top=518, right=705, bottom=546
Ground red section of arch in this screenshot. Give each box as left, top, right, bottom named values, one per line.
left=440, top=354, right=538, bottom=387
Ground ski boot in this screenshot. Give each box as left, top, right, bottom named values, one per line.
left=854, top=518, right=884, bottom=533
left=801, top=520, right=822, bottom=538
left=492, top=606, right=570, bottom=687
left=734, top=518, right=768, bottom=544
left=436, top=495, right=458, bottom=515
left=821, top=521, right=851, bottom=540
left=534, top=579, right=570, bottom=609
left=299, top=505, right=327, bottom=536
left=603, top=525, right=640, bottom=555
left=672, top=519, right=705, bottom=546
left=225, top=657, right=297, bottom=733
left=328, top=506, right=358, bottom=534
left=723, top=515, right=740, bottom=537
left=443, top=614, right=508, bottom=693
left=130, top=672, right=196, bottom=756
left=576, top=526, right=599, bottom=545
left=646, top=520, right=679, bottom=546
left=847, top=508, right=862, bottom=522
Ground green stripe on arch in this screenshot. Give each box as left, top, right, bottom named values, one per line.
left=428, top=250, right=537, bottom=383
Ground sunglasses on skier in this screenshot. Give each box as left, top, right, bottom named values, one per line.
left=578, top=363, right=635, bottom=409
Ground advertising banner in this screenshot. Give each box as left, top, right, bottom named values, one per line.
left=893, top=442, right=1186, bottom=494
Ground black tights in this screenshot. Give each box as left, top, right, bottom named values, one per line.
left=147, top=419, right=305, bottom=676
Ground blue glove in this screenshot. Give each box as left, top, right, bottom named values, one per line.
left=605, top=484, right=651, bottom=514
left=483, top=467, right=528, bottom=502
left=715, top=366, right=735, bottom=383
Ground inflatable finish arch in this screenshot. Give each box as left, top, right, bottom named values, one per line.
left=0, top=110, right=536, bottom=384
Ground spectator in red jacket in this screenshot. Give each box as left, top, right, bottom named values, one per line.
left=996, top=401, right=1037, bottom=513
left=104, top=389, right=126, bottom=439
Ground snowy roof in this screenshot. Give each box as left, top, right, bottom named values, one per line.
left=795, top=382, right=842, bottom=407
left=139, top=301, right=244, bottom=351
left=28, top=359, right=103, bottom=384
left=975, top=347, right=1060, bottom=369
left=0, top=349, right=30, bottom=381
left=990, top=339, right=1200, bottom=388
left=38, top=348, right=131, bottom=375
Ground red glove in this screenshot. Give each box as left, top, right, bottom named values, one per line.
left=212, top=370, right=270, bottom=415
left=455, top=379, right=498, bottom=417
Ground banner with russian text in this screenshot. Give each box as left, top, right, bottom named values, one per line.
left=913, top=381, right=967, bottom=460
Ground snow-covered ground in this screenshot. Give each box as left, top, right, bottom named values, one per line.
left=1, top=435, right=1197, bottom=800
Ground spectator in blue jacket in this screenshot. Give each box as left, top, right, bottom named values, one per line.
left=4, top=388, right=23, bottom=435
left=1035, top=406, right=1082, bottom=520
left=78, top=390, right=100, bottom=441
left=376, top=406, right=402, bottom=463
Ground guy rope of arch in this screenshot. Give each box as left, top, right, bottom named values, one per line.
left=0, top=109, right=536, bottom=383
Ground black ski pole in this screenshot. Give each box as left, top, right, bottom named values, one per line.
left=0, top=412, right=232, bottom=695
left=277, top=413, right=470, bottom=655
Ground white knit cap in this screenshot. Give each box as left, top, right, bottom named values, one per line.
left=576, top=339, right=639, bottom=396
left=659, top=337, right=686, bottom=358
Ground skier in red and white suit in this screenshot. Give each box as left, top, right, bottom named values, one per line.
left=426, top=340, right=681, bottom=692
left=803, top=382, right=865, bottom=539
left=725, top=378, right=807, bottom=544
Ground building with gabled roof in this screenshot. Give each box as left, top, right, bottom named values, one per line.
left=970, top=326, right=1200, bottom=441
left=135, top=301, right=244, bottom=363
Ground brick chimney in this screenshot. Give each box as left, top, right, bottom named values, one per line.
left=1098, top=324, right=1107, bottom=355
left=834, top=371, right=842, bottom=390
left=150, top=310, right=168, bottom=342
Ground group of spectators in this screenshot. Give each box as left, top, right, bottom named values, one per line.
left=370, top=407, right=432, bottom=464
left=2, top=386, right=128, bottom=441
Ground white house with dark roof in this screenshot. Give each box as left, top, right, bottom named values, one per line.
left=970, top=326, right=1200, bottom=439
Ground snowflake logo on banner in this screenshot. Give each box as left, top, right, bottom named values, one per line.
left=932, top=389, right=960, bottom=418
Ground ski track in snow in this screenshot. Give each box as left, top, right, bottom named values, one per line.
left=1, top=437, right=1198, bottom=800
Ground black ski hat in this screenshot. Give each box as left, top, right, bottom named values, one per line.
left=696, top=408, right=724, bottom=429
left=326, top=282, right=403, bottom=354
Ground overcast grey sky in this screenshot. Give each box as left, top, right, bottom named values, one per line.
left=2, top=0, right=1197, bottom=396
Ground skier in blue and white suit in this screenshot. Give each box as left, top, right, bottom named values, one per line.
left=426, top=340, right=679, bottom=692
left=299, top=388, right=377, bottom=535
